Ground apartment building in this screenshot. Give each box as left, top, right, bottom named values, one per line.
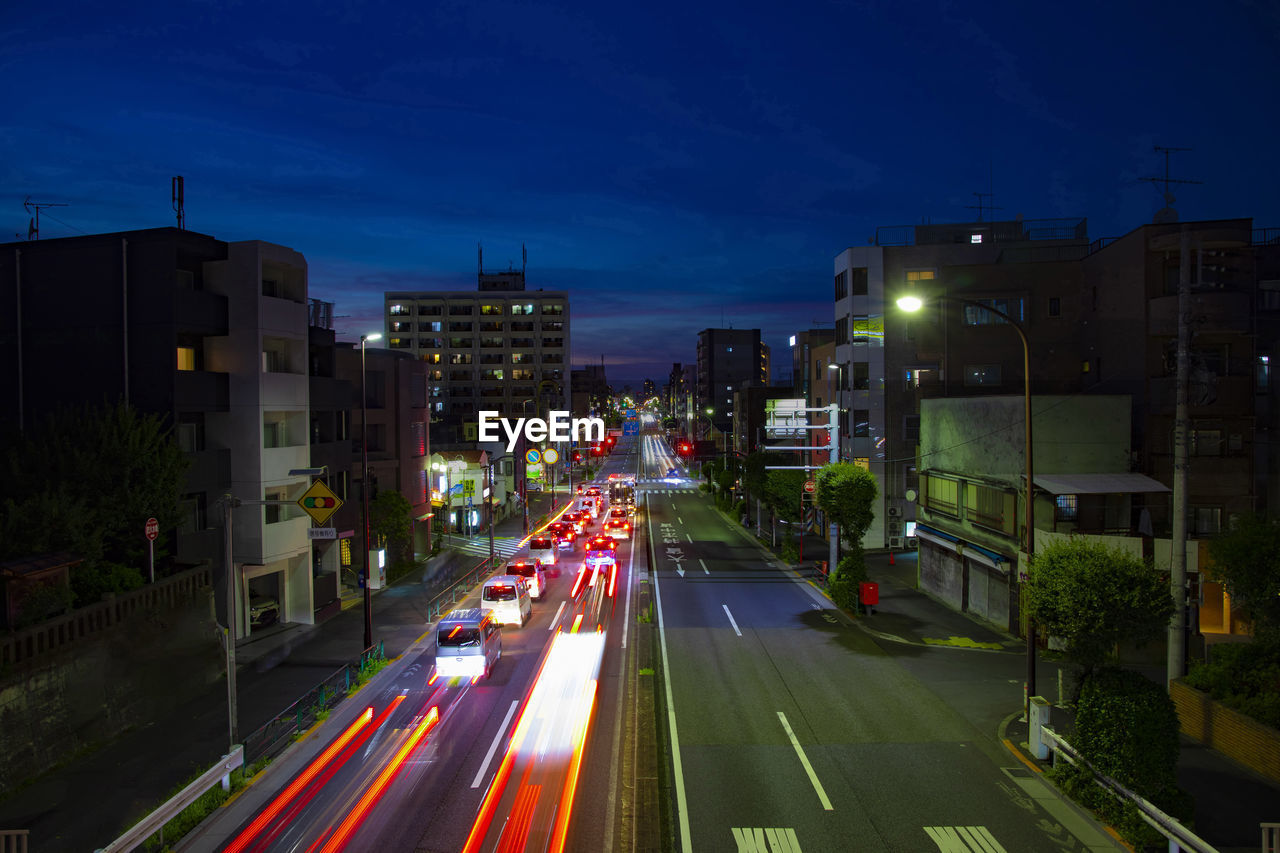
left=1, top=227, right=316, bottom=635
left=385, top=262, right=570, bottom=447
left=696, top=328, right=767, bottom=439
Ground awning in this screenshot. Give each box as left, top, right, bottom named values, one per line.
left=915, top=523, right=1011, bottom=573
left=1033, top=473, right=1171, bottom=496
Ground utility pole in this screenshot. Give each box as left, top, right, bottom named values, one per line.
left=221, top=496, right=240, bottom=751
left=1168, top=225, right=1190, bottom=684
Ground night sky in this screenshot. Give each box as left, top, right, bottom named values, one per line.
left=7, top=1, right=1279, bottom=388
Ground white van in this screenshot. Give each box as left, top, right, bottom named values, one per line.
left=578, top=495, right=600, bottom=519
left=527, top=536, right=557, bottom=570
left=481, top=575, right=533, bottom=627
left=434, top=608, right=501, bottom=680
left=506, top=560, right=547, bottom=599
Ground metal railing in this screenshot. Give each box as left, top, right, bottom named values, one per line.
left=1039, top=725, right=1219, bottom=853
left=95, top=747, right=243, bottom=853
left=1254, top=228, right=1280, bottom=246
left=241, top=641, right=386, bottom=765
left=424, top=556, right=496, bottom=622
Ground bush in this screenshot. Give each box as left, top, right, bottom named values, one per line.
left=1051, top=667, right=1191, bottom=848
left=780, top=537, right=800, bottom=564
left=827, top=574, right=854, bottom=611
left=1184, top=642, right=1280, bottom=730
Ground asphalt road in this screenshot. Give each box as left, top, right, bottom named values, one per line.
left=641, top=437, right=1123, bottom=853
left=180, top=438, right=645, bottom=853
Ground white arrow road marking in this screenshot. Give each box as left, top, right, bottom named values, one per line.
left=923, top=826, right=1007, bottom=853
left=471, top=700, right=519, bottom=788
left=732, top=827, right=802, bottom=852
left=700, top=558, right=709, bottom=575
left=722, top=604, right=742, bottom=636
left=776, top=712, right=833, bottom=810
left=676, top=566, right=685, bottom=578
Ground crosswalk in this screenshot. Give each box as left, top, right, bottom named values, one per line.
left=643, top=488, right=699, bottom=494
left=448, top=535, right=523, bottom=561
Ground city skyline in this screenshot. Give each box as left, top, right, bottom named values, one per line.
left=6, top=1, right=1280, bottom=387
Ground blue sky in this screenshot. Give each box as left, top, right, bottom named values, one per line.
left=6, top=1, right=1279, bottom=388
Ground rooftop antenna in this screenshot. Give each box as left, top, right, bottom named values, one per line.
left=172, top=176, right=185, bottom=230
left=1142, top=145, right=1200, bottom=224
left=965, top=161, right=1001, bottom=222
left=23, top=196, right=68, bottom=241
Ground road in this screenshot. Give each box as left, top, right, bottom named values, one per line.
left=181, top=437, right=646, bottom=853
left=638, top=432, right=1123, bottom=853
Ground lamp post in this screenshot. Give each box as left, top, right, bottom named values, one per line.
left=826, top=362, right=844, bottom=575
left=896, top=294, right=1037, bottom=716
left=359, top=332, right=381, bottom=651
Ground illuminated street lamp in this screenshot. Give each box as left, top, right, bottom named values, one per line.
left=359, top=332, right=382, bottom=651
left=896, top=294, right=1037, bottom=716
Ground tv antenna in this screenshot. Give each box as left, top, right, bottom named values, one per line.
left=1141, top=145, right=1200, bottom=223
left=965, top=162, right=1001, bottom=222
left=23, top=197, right=68, bottom=241
left=172, top=176, right=185, bottom=230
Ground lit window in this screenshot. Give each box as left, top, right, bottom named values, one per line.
left=177, top=347, right=196, bottom=371
left=1055, top=495, right=1078, bottom=521
left=906, top=270, right=935, bottom=281
left=971, top=234, right=983, bottom=244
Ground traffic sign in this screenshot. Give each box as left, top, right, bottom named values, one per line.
left=623, top=421, right=639, bottom=436
left=543, top=448, right=559, bottom=464
left=307, top=528, right=337, bottom=540
left=144, top=517, right=159, bottom=541
left=526, top=448, right=541, bottom=465
left=625, top=408, right=637, bottom=418
left=298, top=479, right=343, bottom=526
left=803, top=479, right=817, bottom=494
left=463, top=480, right=475, bottom=497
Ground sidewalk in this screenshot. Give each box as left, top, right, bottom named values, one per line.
left=780, top=521, right=1280, bottom=853
left=0, top=491, right=569, bottom=852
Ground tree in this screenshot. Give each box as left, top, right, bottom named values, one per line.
left=1027, top=539, right=1174, bottom=675
left=815, top=463, right=879, bottom=610
left=0, top=402, right=188, bottom=607
left=369, top=490, right=413, bottom=566
left=1207, top=514, right=1280, bottom=643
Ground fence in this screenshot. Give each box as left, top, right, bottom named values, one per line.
left=1, top=566, right=211, bottom=667
left=1038, top=724, right=1218, bottom=853
left=241, top=641, right=387, bottom=765
left=424, top=556, right=496, bottom=623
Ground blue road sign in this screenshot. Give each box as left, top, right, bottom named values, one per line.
left=625, top=408, right=637, bottom=418
left=526, top=448, right=541, bottom=465
left=624, top=421, right=639, bottom=436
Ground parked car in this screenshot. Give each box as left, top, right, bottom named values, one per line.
left=249, top=596, right=279, bottom=628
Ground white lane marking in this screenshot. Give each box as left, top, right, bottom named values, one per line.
left=622, top=518, right=635, bottom=648
left=650, top=496, right=693, bottom=853
left=923, top=826, right=1007, bottom=852
left=686, top=533, right=693, bottom=543
left=776, top=711, right=834, bottom=811
left=471, top=700, right=519, bottom=788
left=548, top=599, right=567, bottom=630
left=700, top=558, right=709, bottom=575
left=732, top=827, right=802, bottom=852
left=678, top=516, right=684, bottom=524
left=722, top=604, right=742, bottom=637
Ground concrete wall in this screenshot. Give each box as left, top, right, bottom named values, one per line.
left=0, top=592, right=223, bottom=792
left=1170, top=678, right=1280, bottom=785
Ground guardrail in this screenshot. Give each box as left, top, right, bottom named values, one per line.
left=95, top=746, right=243, bottom=853
left=424, top=556, right=495, bottom=623
left=1038, top=724, right=1218, bottom=853
left=242, top=641, right=386, bottom=765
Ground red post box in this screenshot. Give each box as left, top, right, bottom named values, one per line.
left=859, top=581, right=879, bottom=606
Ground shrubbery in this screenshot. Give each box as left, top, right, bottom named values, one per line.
left=826, top=551, right=868, bottom=612
left=1184, top=642, right=1280, bottom=730
left=1051, top=667, right=1191, bottom=848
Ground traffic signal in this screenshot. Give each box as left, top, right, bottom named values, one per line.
left=680, top=443, right=691, bottom=454
left=301, top=496, right=338, bottom=509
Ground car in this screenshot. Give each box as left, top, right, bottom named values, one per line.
left=505, top=560, right=547, bottom=599
left=547, top=521, right=577, bottom=550
left=481, top=575, right=533, bottom=627
left=604, top=518, right=632, bottom=539
left=583, top=535, right=617, bottom=570
left=562, top=511, right=587, bottom=535
left=666, top=467, right=679, bottom=478
left=249, top=596, right=279, bottom=628
left=527, top=536, right=557, bottom=568
left=435, top=608, right=501, bottom=680
left=585, top=485, right=603, bottom=497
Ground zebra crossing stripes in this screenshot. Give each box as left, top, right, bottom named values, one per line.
left=731, top=827, right=801, bottom=852
left=640, top=487, right=698, bottom=494
left=448, top=536, right=522, bottom=560
left=923, top=826, right=1007, bottom=852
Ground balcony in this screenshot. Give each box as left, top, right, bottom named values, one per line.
left=1148, top=291, right=1251, bottom=337
left=175, top=370, right=230, bottom=412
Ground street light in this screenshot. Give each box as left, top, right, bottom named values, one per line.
left=896, top=294, right=1037, bottom=716
left=359, top=332, right=382, bottom=651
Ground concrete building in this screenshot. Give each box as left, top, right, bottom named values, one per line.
left=385, top=259, right=570, bottom=447
left=1, top=227, right=316, bottom=635
left=696, top=328, right=767, bottom=438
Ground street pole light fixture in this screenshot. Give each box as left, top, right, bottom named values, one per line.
left=896, top=293, right=1037, bottom=716
left=359, top=332, right=382, bottom=651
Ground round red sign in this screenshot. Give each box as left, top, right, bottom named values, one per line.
left=145, top=517, right=159, bottom=541
left=804, top=480, right=817, bottom=494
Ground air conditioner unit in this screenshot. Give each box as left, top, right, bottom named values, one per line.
left=907, top=537, right=919, bottom=549
left=889, top=536, right=904, bottom=550
left=887, top=506, right=902, bottom=518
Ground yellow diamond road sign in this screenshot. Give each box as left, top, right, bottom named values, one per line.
left=297, top=479, right=343, bottom=526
